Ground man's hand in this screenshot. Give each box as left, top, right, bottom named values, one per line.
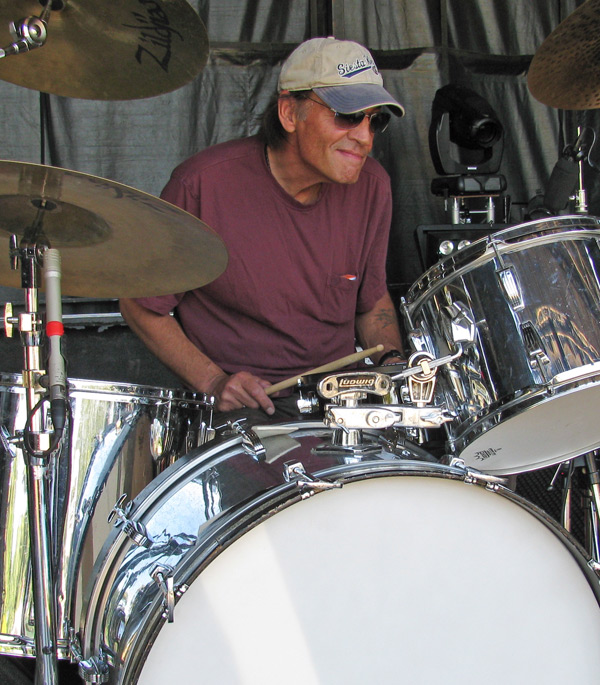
left=208, top=371, right=275, bottom=415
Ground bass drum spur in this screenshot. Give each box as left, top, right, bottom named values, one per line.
left=79, top=421, right=600, bottom=684
left=405, top=216, right=600, bottom=475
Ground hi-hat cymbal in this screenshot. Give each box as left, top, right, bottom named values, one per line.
left=0, top=1, right=208, bottom=100
left=528, top=0, right=600, bottom=110
left=0, top=160, right=228, bottom=298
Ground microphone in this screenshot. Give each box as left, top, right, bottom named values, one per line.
left=542, top=154, right=580, bottom=215
left=44, top=248, right=67, bottom=435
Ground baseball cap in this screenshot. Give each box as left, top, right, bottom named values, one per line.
left=278, top=37, right=404, bottom=117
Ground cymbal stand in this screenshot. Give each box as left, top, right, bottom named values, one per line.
left=551, top=453, right=600, bottom=562
left=6, top=233, right=60, bottom=685
left=583, top=452, right=600, bottom=561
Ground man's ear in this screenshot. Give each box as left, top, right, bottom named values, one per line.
left=278, top=91, right=298, bottom=134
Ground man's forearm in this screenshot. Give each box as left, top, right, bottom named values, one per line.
left=355, top=291, right=405, bottom=364
left=119, top=298, right=226, bottom=394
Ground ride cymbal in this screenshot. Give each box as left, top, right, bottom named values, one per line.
left=0, top=160, right=228, bottom=297
left=0, top=1, right=208, bottom=100
left=528, top=0, right=600, bottom=110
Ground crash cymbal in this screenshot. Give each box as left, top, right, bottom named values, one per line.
left=528, top=0, right=600, bottom=110
left=0, top=1, right=208, bottom=100
left=0, top=160, right=228, bottom=297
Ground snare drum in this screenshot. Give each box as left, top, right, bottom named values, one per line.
left=405, top=216, right=600, bottom=475
left=0, top=374, right=212, bottom=657
left=79, top=421, right=600, bottom=684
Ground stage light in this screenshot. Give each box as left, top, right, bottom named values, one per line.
left=429, top=84, right=504, bottom=176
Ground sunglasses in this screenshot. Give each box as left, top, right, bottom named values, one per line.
left=306, top=96, right=391, bottom=134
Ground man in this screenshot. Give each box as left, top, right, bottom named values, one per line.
left=120, top=36, right=406, bottom=417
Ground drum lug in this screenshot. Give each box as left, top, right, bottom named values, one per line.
left=496, top=264, right=525, bottom=311
left=77, top=654, right=110, bottom=684
left=521, top=322, right=552, bottom=379
left=588, top=559, right=600, bottom=578
left=68, top=628, right=110, bottom=683
left=229, top=420, right=267, bottom=461
left=449, top=457, right=509, bottom=489
left=108, top=494, right=153, bottom=548
left=151, top=565, right=189, bottom=623
left=283, top=460, right=343, bottom=498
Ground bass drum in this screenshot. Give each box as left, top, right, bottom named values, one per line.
left=405, top=216, right=600, bottom=475
left=80, top=421, right=600, bottom=684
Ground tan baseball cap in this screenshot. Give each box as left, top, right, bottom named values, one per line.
left=278, top=37, right=404, bottom=117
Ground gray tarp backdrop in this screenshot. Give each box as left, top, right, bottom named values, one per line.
left=1, top=1, right=598, bottom=304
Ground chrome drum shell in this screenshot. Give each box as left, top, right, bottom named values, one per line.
left=405, top=216, right=600, bottom=474
left=0, top=374, right=210, bottom=657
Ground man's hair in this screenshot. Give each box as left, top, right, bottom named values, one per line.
left=257, top=90, right=311, bottom=149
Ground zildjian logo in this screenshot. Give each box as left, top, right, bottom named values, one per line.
left=123, top=0, right=184, bottom=73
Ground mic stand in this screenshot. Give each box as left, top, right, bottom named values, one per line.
left=7, top=234, right=59, bottom=685
left=574, top=126, right=588, bottom=214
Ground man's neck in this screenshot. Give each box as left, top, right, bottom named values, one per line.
left=266, top=144, right=323, bottom=205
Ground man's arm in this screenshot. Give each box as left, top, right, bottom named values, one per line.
left=354, top=291, right=406, bottom=365
left=119, top=298, right=275, bottom=414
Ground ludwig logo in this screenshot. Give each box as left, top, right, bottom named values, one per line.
left=337, top=55, right=379, bottom=79
left=338, top=376, right=375, bottom=388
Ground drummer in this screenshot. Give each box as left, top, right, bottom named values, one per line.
left=120, top=37, right=406, bottom=418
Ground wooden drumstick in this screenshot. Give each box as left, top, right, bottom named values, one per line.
left=265, top=344, right=384, bottom=396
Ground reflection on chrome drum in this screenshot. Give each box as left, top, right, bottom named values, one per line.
left=80, top=422, right=600, bottom=684
left=405, top=216, right=600, bottom=475
left=0, top=375, right=212, bottom=657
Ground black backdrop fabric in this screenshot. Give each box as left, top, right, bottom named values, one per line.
left=1, top=0, right=598, bottom=299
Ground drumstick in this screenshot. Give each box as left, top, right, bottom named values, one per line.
left=265, top=344, right=384, bottom=396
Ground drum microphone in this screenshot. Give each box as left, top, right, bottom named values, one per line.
left=44, top=248, right=67, bottom=435
left=542, top=132, right=590, bottom=215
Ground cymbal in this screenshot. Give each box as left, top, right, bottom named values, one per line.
left=0, top=160, right=228, bottom=298
left=528, top=0, right=600, bottom=110
left=0, top=1, right=208, bottom=100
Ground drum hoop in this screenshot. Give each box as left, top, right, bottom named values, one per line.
left=0, top=372, right=209, bottom=405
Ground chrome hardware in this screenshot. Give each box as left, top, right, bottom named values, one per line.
left=443, top=301, right=476, bottom=344
left=324, top=405, right=452, bottom=431
left=391, top=346, right=463, bottom=383
left=108, top=494, right=153, bottom=548
left=450, top=457, right=508, bottom=490
left=405, top=351, right=437, bottom=406
left=283, top=460, right=343, bottom=498
left=151, top=565, right=180, bottom=623
left=229, top=420, right=266, bottom=461
left=3, top=302, right=15, bottom=337
left=77, top=654, right=110, bottom=684
left=589, top=559, right=600, bottom=578
left=497, top=265, right=524, bottom=311
left=521, top=322, right=551, bottom=378
left=318, top=372, right=391, bottom=401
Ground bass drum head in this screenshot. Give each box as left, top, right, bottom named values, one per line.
left=128, top=461, right=600, bottom=683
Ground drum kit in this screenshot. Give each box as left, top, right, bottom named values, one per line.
left=2, top=2, right=600, bottom=684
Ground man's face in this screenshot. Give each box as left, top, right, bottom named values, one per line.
left=291, top=93, right=377, bottom=185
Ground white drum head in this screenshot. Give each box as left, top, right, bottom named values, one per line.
left=459, top=383, right=600, bottom=475
left=138, top=474, right=600, bottom=684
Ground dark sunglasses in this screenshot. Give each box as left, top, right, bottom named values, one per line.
left=306, top=96, right=391, bottom=134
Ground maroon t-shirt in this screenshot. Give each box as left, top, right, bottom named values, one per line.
left=135, top=136, right=393, bottom=384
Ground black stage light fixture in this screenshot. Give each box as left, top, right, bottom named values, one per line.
left=429, top=84, right=504, bottom=176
